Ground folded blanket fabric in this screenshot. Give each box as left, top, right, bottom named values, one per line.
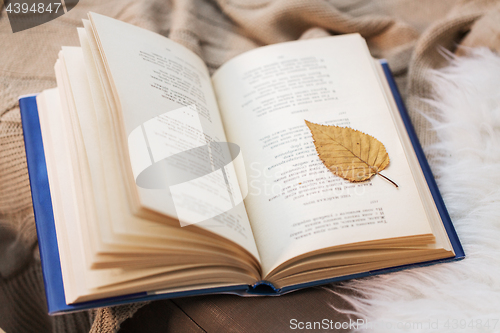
left=1, top=0, right=499, bottom=332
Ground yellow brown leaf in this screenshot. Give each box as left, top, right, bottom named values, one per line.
left=305, top=120, right=392, bottom=184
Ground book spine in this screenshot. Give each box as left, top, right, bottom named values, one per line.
left=19, top=95, right=63, bottom=314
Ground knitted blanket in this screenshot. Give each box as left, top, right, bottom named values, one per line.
left=1, top=0, right=499, bottom=332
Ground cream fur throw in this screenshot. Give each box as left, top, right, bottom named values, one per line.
left=337, top=48, right=500, bottom=332
left=2, top=1, right=500, bottom=331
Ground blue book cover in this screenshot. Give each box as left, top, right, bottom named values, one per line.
left=20, top=61, right=464, bottom=315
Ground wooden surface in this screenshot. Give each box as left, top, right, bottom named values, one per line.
left=119, top=286, right=359, bottom=332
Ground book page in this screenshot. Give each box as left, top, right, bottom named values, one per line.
left=87, top=13, right=259, bottom=259
left=49, top=47, right=260, bottom=301
left=213, top=34, right=435, bottom=276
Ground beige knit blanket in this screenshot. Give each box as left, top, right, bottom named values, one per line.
left=1, top=0, right=499, bottom=332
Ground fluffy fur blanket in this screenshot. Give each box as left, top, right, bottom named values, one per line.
left=338, top=48, right=500, bottom=332
left=2, top=1, right=500, bottom=331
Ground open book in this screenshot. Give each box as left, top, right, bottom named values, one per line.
left=20, top=13, right=463, bottom=314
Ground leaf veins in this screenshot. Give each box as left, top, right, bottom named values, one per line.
left=305, top=120, right=397, bottom=187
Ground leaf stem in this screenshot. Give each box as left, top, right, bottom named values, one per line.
left=377, top=172, right=399, bottom=188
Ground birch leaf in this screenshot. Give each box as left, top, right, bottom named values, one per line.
left=305, top=120, right=396, bottom=186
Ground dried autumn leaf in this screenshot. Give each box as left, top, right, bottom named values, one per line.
left=305, top=120, right=396, bottom=187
